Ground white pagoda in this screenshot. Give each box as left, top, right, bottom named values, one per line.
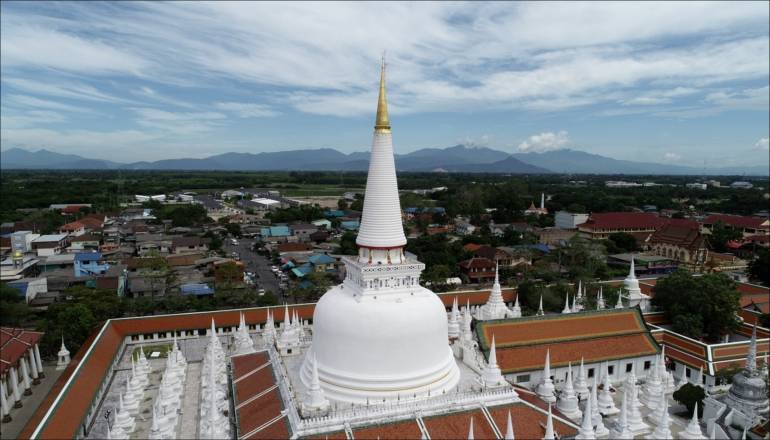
left=299, top=60, right=460, bottom=403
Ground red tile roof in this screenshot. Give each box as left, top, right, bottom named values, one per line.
left=578, top=212, right=668, bottom=231
left=488, top=399, right=578, bottom=439
left=423, top=409, right=497, bottom=439
left=703, top=214, right=769, bottom=230
left=1, top=327, right=43, bottom=375
left=232, top=351, right=289, bottom=440
left=59, top=220, right=85, bottom=231
left=458, top=257, right=496, bottom=270
left=353, top=419, right=423, bottom=439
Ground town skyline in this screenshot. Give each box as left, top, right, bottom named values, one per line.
left=1, top=2, right=768, bottom=166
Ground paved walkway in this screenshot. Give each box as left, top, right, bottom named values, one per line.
left=0, top=364, right=65, bottom=440
left=178, top=362, right=202, bottom=439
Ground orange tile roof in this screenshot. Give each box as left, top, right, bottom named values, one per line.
left=0, top=327, right=43, bottom=375
left=495, top=333, right=659, bottom=373
left=477, top=309, right=647, bottom=348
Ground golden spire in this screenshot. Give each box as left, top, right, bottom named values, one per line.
left=374, top=56, right=391, bottom=133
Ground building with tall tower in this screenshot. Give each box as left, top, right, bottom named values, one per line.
left=300, top=60, right=460, bottom=403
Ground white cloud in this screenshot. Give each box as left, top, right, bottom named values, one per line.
left=2, top=77, right=129, bottom=103
left=131, top=108, right=227, bottom=135
left=755, top=137, right=769, bottom=151
left=664, top=152, right=682, bottom=161
left=518, top=131, right=570, bottom=153
left=215, top=102, right=279, bottom=118
left=1, top=24, right=148, bottom=75
left=4, top=94, right=92, bottom=113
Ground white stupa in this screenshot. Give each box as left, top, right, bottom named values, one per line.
left=447, top=297, right=461, bottom=339
left=574, top=357, right=590, bottom=400
left=624, top=255, right=650, bottom=310
left=511, top=292, right=522, bottom=318
left=610, top=391, right=634, bottom=440
left=556, top=362, right=582, bottom=421
left=299, top=60, right=460, bottom=403
left=536, top=349, right=556, bottom=403
left=680, top=403, right=706, bottom=440
left=589, top=379, right=609, bottom=437
left=576, top=395, right=596, bottom=439
left=480, top=335, right=508, bottom=389
left=56, top=336, right=71, bottom=371
left=477, top=265, right=512, bottom=320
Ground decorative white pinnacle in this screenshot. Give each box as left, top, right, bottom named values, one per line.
left=611, top=390, right=634, bottom=439
left=596, top=286, right=605, bottom=310
left=505, top=411, right=515, bottom=440
left=680, top=403, right=706, bottom=439
left=747, top=323, right=758, bottom=374
left=536, top=349, right=556, bottom=403
left=597, top=365, right=619, bottom=415
left=302, top=353, right=330, bottom=416
left=511, top=293, right=522, bottom=318
left=646, top=396, right=671, bottom=439
left=543, top=404, right=555, bottom=440
left=482, top=335, right=507, bottom=389
left=448, top=296, right=461, bottom=339
left=614, top=289, right=624, bottom=309
left=576, top=394, right=596, bottom=439
left=557, top=361, right=582, bottom=421
left=574, top=357, right=590, bottom=400
left=562, top=293, right=572, bottom=314
left=537, top=294, right=545, bottom=316
left=590, top=379, right=609, bottom=436
left=467, top=417, right=474, bottom=440
left=56, top=335, right=71, bottom=370
left=478, top=264, right=511, bottom=320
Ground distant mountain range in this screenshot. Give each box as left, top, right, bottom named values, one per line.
left=1, top=146, right=767, bottom=175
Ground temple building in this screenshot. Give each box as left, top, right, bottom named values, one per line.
left=1, top=327, right=46, bottom=422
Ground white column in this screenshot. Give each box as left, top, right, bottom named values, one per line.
left=20, top=357, right=32, bottom=395
left=0, top=380, right=10, bottom=420
left=34, top=344, right=44, bottom=377
left=10, top=366, right=22, bottom=406
left=29, top=349, right=39, bottom=381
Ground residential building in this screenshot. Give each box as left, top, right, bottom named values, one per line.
left=134, top=234, right=172, bottom=256
left=74, top=252, right=110, bottom=277
left=70, top=234, right=101, bottom=252
left=340, top=220, right=360, bottom=231
left=31, top=234, right=69, bottom=257
left=7, top=277, right=48, bottom=303
left=59, top=220, right=86, bottom=237
left=455, top=221, right=476, bottom=236
left=686, top=183, right=707, bottom=190
left=291, top=223, right=318, bottom=241
left=311, top=219, right=332, bottom=229
left=170, top=236, right=209, bottom=254
left=554, top=211, right=589, bottom=230
left=10, top=231, right=39, bottom=253
left=457, top=257, right=496, bottom=283
left=0, top=254, right=39, bottom=282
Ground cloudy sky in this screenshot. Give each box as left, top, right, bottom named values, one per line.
left=1, top=1, right=768, bottom=166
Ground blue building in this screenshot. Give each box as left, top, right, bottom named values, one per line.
left=74, top=252, right=110, bottom=277
left=180, top=283, right=215, bottom=296
left=260, top=225, right=291, bottom=238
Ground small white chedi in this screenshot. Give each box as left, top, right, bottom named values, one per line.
left=299, top=60, right=460, bottom=403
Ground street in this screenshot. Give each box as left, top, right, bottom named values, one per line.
left=222, top=238, right=282, bottom=297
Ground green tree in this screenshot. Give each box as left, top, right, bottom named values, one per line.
left=673, top=383, right=706, bottom=417
left=338, top=231, right=358, bottom=255
left=607, top=232, right=639, bottom=253
left=40, top=302, right=97, bottom=357
left=225, top=222, right=241, bottom=237
left=748, top=248, right=770, bottom=286
left=707, top=221, right=742, bottom=253
left=337, top=199, right=349, bottom=210
left=651, top=270, right=741, bottom=342
left=0, top=283, right=30, bottom=327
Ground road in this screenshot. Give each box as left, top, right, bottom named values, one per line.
left=222, top=238, right=282, bottom=297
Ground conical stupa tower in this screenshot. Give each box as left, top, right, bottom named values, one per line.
left=300, top=59, right=460, bottom=403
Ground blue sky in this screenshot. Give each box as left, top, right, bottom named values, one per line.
left=1, top=1, right=768, bottom=166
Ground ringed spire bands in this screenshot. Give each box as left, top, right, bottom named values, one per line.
left=356, top=58, right=407, bottom=251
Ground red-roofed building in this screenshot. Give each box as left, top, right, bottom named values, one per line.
left=1, top=327, right=45, bottom=414
left=476, top=308, right=660, bottom=387
left=702, top=214, right=770, bottom=237
left=457, top=257, right=496, bottom=283
left=578, top=212, right=669, bottom=239
left=647, top=221, right=708, bottom=268
left=58, top=221, right=85, bottom=237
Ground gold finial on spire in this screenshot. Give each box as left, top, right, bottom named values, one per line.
left=374, top=55, right=391, bottom=133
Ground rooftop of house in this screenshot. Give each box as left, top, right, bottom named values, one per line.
left=33, top=234, right=68, bottom=243
left=578, top=212, right=698, bottom=230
